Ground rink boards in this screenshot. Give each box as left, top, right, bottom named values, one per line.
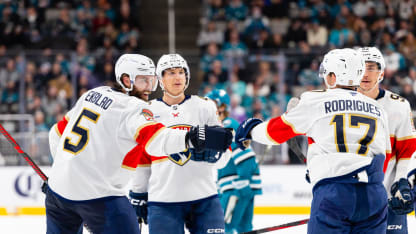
left=0, top=166, right=414, bottom=216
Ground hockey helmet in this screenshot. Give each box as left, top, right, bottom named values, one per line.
left=156, top=54, right=190, bottom=91
left=319, top=48, right=365, bottom=88
left=205, top=89, right=230, bottom=107
left=358, top=46, right=385, bottom=82
left=114, top=54, right=157, bottom=92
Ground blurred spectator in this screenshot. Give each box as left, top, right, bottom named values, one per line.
left=384, top=45, right=406, bottom=79
left=1, top=80, right=19, bottom=113
left=243, top=6, right=270, bottom=42
left=92, top=9, right=110, bottom=33
left=248, top=29, right=274, bottom=53
left=200, top=42, right=225, bottom=73
left=226, top=72, right=246, bottom=98
left=306, top=20, right=327, bottom=47
left=222, top=29, right=247, bottom=67
left=197, top=21, right=224, bottom=49
left=298, top=60, right=321, bottom=89
left=285, top=19, right=306, bottom=48
left=353, top=0, right=375, bottom=17
left=328, top=18, right=354, bottom=48
left=263, top=0, right=289, bottom=19
left=206, top=0, right=226, bottom=21
left=34, top=110, right=48, bottom=132
left=204, top=60, right=228, bottom=83
left=225, top=0, right=248, bottom=21
left=0, top=58, right=19, bottom=89
left=399, top=77, right=416, bottom=110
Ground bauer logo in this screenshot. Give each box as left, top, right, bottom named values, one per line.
left=14, top=171, right=43, bottom=199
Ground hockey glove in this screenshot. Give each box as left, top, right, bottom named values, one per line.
left=235, top=118, right=263, bottom=150
left=186, top=125, right=233, bottom=153
left=388, top=178, right=414, bottom=215
left=129, top=191, right=148, bottom=224
left=190, top=149, right=223, bottom=163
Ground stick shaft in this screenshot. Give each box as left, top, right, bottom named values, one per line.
left=0, top=123, right=48, bottom=181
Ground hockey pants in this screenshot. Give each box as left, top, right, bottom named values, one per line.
left=148, top=195, right=225, bottom=234
left=45, top=186, right=140, bottom=234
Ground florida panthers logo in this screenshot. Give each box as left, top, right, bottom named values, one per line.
left=169, top=149, right=192, bottom=166
left=168, top=124, right=192, bottom=165
left=141, top=109, right=154, bottom=121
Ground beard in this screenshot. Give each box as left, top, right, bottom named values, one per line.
left=129, top=86, right=149, bottom=101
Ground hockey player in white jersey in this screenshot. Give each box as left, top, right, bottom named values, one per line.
left=358, top=47, right=416, bottom=234
left=236, top=48, right=392, bottom=233
left=45, top=54, right=232, bottom=234
left=129, top=54, right=229, bottom=234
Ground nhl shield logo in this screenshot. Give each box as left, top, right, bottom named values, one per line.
left=168, top=149, right=192, bottom=166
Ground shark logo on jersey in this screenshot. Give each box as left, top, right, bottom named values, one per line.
left=168, top=124, right=192, bottom=165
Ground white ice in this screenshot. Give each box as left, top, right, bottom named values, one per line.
left=0, top=214, right=415, bottom=234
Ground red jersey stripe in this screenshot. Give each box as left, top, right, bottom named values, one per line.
left=266, top=116, right=304, bottom=144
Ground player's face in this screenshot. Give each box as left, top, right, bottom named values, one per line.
left=360, top=62, right=382, bottom=91
left=131, top=75, right=157, bottom=101
left=162, top=67, right=186, bottom=96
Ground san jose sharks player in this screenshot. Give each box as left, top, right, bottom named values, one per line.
left=206, top=89, right=262, bottom=234
left=236, top=48, right=392, bottom=233
left=130, top=54, right=230, bottom=234
left=358, top=47, right=416, bottom=234
left=46, top=54, right=232, bottom=234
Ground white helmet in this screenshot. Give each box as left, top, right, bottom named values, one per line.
left=156, top=54, right=190, bottom=91
left=358, top=46, right=385, bottom=82
left=114, top=54, right=157, bottom=92
left=319, top=48, right=365, bottom=88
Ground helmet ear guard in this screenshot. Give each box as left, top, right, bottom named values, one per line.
left=114, top=54, right=157, bottom=92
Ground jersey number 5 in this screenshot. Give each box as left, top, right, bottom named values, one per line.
left=330, top=114, right=376, bottom=155
left=64, top=108, right=100, bottom=154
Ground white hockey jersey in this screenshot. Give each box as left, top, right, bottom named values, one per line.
left=376, top=89, right=416, bottom=196
left=48, top=86, right=189, bottom=201
left=131, top=95, right=227, bottom=203
left=251, top=88, right=391, bottom=187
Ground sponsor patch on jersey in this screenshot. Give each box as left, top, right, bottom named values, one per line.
left=141, top=109, right=154, bottom=121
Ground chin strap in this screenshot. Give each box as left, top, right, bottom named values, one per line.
left=164, top=90, right=184, bottom=99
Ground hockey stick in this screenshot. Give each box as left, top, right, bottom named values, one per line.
left=0, top=123, right=48, bottom=182
left=241, top=218, right=309, bottom=234
left=287, top=137, right=306, bottom=163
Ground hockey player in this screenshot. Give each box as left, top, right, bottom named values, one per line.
left=129, top=54, right=229, bottom=234
left=358, top=47, right=416, bottom=234
left=45, top=54, right=232, bottom=234
left=206, top=89, right=262, bottom=234
left=236, top=48, right=392, bottom=233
